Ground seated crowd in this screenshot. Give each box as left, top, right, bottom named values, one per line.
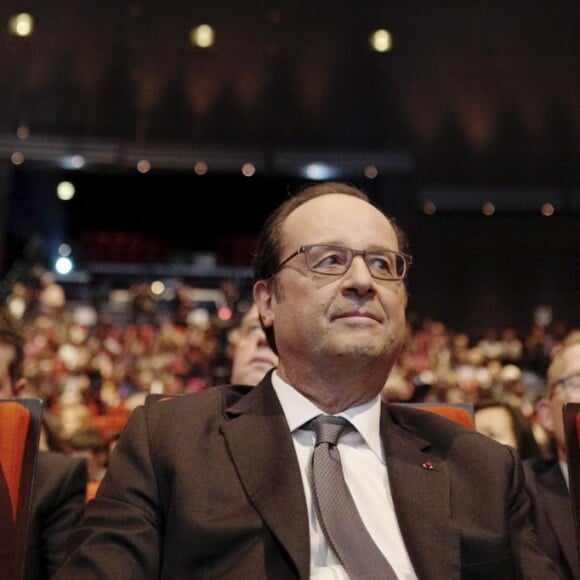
left=4, top=276, right=568, bottom=483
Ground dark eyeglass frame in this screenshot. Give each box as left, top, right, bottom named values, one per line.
left=274, top=243, right=412, bottom=281
left=551, top=372, right=580, bottom=397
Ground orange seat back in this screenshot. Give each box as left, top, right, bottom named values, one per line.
left=0, top=402, right=31, bottom=520
left=412, top=403, right=475, bottom=429
left=392, top=402, right=475, bottom=429
left=0, top=398, right=42, bottom=580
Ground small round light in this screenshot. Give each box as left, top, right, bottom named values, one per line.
left=57, top=181, right=75, bottom=201
left=541, top=203, right=555, bottom=217
left=241, top=163, right=255, bottom=177
left=194, top=161, right=208, bottom=175
left=369, top=29, right=393, bottom=53
left=482, top=202, right=495, bottom=216
left=364, top=165, right=378, bottom=179
left=137, top=159, right=151, bottom=173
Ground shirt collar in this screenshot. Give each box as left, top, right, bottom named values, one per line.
left=271, top=370, right=385, bottom=463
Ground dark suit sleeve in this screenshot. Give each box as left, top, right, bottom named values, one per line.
left=28, top=452, right=88, bottom=579
left=55, top=405, right=162, bottom=579
left=503, top=447, right=564, bottom=579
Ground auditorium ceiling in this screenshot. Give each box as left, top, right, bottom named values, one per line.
left=1, top=0, right=580, bottom=186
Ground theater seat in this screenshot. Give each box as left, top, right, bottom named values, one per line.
left=563, top=402, right=580, bottom=555
left=409, top=402, right=475, bottom=429
left=0, top=398, right=42, bottom=580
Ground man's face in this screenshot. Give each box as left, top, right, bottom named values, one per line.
left=0, top=340, right=17, bottom=398
left=542, top=342, right=580, bottom=460
left=255, top=194, right=408, bottom=376
left=230, top=305, right=279, bottom=385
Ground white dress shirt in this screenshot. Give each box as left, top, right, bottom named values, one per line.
left=271, top=371, right=418, bottom=579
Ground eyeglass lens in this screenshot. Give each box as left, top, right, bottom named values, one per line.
left=306, top=245, right=405, bottom=279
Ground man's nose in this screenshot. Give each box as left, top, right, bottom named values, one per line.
left=341, top=255, right=375, bottom=292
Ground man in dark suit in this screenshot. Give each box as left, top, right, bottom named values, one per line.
left=56, top=182, right=559, bottom=579
left=523, top=330, right=580, bottom=579
left=0, top=308, right=88, bottom=579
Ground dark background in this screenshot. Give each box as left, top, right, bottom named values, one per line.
left=1, top=0, right=579, bottom=337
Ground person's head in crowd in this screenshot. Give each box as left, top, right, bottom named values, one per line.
left=535, top=329, right=580, bottom=462
left=229, top=303, right=278, bottom=385
left=474, top=400, right=542, bottom=460
left=68, top=426, right=109, bottom=482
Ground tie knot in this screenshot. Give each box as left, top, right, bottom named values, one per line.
left=310, top=415, right=353, bottom=446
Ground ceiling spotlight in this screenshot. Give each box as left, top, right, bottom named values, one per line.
left=70, top=155, right=85, bottom=169
left=303, top=163, right=336, bottom=180
left=9, top=13, right=34, bottom=37
left=57, top=181, right=75, bottom=201
left=369, top=29, right=393, bottom=53
left=190, top=24, right=215, bottom=48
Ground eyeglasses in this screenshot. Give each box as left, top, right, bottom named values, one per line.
left=551, top=373, right=580, bottom=398
left=275, top=244, right=412, bottom=281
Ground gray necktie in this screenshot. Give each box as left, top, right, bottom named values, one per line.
left=309, top=415, right=398, bottom=580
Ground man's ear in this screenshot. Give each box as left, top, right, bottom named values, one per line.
left=253, top=280, right=274, bottom=329
left=535, top=398, right=554, bottom=432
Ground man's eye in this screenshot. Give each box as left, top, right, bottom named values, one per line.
left=316, top=252, right=346, bottom=268
left=368, top=255, right=393, bottom=273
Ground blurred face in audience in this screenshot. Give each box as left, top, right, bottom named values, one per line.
left=230, top=305, right=278, bottom=385
left=0, top=339, right=14, bottom=397
left=537, top=341, right=580, bottom=461
left=475, top=406, right=518, bottom=449
left=0, top=338, right=24, bottom=398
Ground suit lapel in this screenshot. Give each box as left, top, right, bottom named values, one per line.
left=221, top=379, right=310, bottom=580
left=381, top=408, right=460, bottom=580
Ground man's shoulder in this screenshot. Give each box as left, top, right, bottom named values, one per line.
left=144, top=384, right=255, bottom=413
left=37, top=450, right=87, bottom=473
left=386, top=402, right=495, bottom=454
left=386, top=402, right=475, bottom=432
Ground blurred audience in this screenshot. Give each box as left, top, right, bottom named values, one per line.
left=1, top=274, right=575, bottom=480
left=0, top=307, right=88, bottom=580
left=523, top=329, right=580, bottom=580
left=474, top=400, right=542, bottom=460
